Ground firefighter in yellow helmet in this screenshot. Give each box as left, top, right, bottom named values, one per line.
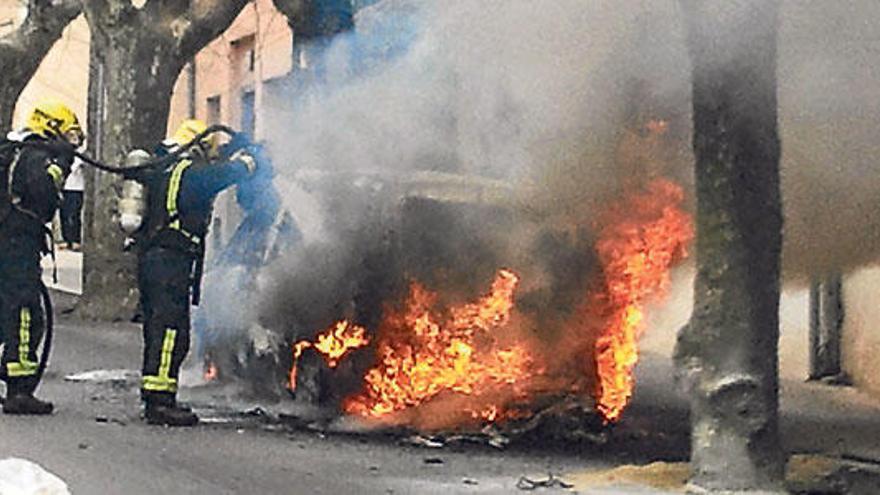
left=158, top=118, right=217, bottom=158
left=134, top=119, right=257, bottom=426
left=0, top=100, right=83, bottom=415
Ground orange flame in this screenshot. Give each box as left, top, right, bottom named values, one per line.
left=343, top=269, right=532, bottom=421
left=472, top=405, right=499, bottom=422
left=203, top=361, right=218, bottom=382
left=284, top=180, right=691, bottom=427
left=590, top=179, right=693, bottom=422
left=289, top=320, right=370, bottom=391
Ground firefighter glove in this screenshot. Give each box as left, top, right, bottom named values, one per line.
left=230, top=149, right=258, bottom=174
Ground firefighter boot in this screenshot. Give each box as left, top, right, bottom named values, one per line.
left=3, top=393, right=54, bottom=415
left=144, top=394, right=198, bottom=427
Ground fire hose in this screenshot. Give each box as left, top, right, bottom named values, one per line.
left=0, top=124, right=249, bottom=178
left=0, top=281, right=53, bottom=404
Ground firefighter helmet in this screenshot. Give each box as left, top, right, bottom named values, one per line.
left=171, top=118, right=217, bottom=157
left=26, top=100, right=83, bottom=144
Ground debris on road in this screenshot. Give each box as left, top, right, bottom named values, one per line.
left=95, top=416, right=127, bottom=426
left=516, top=473, right=574, bottom=491
left=404, top=435, right=444, bottom=448
left=64, top=369, right=139, bottom=386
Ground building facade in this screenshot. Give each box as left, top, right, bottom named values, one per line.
left=167, top=0, right=294, bottom=141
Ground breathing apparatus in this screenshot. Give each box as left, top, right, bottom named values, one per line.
left=118, top=149, right=150, bottom=237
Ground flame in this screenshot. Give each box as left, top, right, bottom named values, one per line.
left=343, top=269, right=533, bottom=421
left=472, top=405, right=499, bottom=422
left=289, top=320, right=370, bottom=391
left=283, top=179, right=691, bottom=428
left=589, top=179, right=693, bottom=422
left=203, top=361, right=218, bottom=382
left=315, top=321, right=371, bottom=367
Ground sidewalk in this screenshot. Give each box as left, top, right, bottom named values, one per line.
left=41, top=249, right=82, bottom=295
left=562, top=352, right=880, bottom=493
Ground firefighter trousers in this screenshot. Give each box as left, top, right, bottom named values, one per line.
left=0, top=237, right=45, bottom=395
left=139, top=247, right=194, bottom=405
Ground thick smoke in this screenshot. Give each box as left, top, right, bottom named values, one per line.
left=197, top=0, right=880, bottom=406
left=195, top=0, right=696, bottom=408
left=264, top=0, right=691, bottom=200
left=777, top=0, right=880, bottom=279
left=252, top=1, right=694, bottom=348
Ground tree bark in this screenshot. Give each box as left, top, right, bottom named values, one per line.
left=77, top=0, right=248, bottom=320
left=673, top=0, right=785, bottom=492
left=0, top=0, right=81, bottom=129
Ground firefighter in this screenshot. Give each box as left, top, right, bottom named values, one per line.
left=0, top=100, right=83, bottom=414
left=137, top=119, right=258, bottom=426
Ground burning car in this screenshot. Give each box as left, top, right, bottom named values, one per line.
left=191, top=161, right=692, bottom=440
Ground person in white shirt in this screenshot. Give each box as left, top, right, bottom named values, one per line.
left=60, top=157, right=84, bottom=250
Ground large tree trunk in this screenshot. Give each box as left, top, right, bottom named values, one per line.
left=78, top=0, right=248, bottom=320
left=78, top=32, right=184, bottom=320
left=673, top=0, right=785, bottom=491
left=0, top=0, right=81, bottom=129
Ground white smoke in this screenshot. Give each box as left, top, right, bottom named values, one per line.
left=198, top=0, right=880, bottom=397
left=265, top=0, right=691, bottom=198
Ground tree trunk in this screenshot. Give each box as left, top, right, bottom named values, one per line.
left=673, top=0, right=785, bottom=491
left=78, top=0, right=249, bottom=320
left=0, top=1, right=81, bottom=129
left=78, top=30, right=183, bottom=320
left=0, top=70, right=32, bottom=130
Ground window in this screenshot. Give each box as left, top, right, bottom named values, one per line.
left=231, top=35, right=256, bottom=76
left=206, top=95, right=221, bottom=125
left=241, top=90, right=255, bottom=139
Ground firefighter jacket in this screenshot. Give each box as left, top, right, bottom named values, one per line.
left=139, top=152, right=255, bottom=257
left=0, top=133, right=72, bottom=249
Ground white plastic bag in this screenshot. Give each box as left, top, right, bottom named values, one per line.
left=0, top=458, right=70, bottom=495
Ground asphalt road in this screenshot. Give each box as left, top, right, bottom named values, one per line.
left=2, top=302, right=880, bottom=494
left=0, top=316, right=616, bottom=495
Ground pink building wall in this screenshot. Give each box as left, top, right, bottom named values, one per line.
left=168, top=0, right=293, bottom=139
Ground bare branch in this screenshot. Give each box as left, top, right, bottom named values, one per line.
left=79, top=0, right=109, bottom=21
left=2, top=0, right=81, bottom=55
left=177, top=0, right=249, bottom=60
left=272, top=0, right=306, bottom=27
left=0, top=0, right=82, bottom=127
